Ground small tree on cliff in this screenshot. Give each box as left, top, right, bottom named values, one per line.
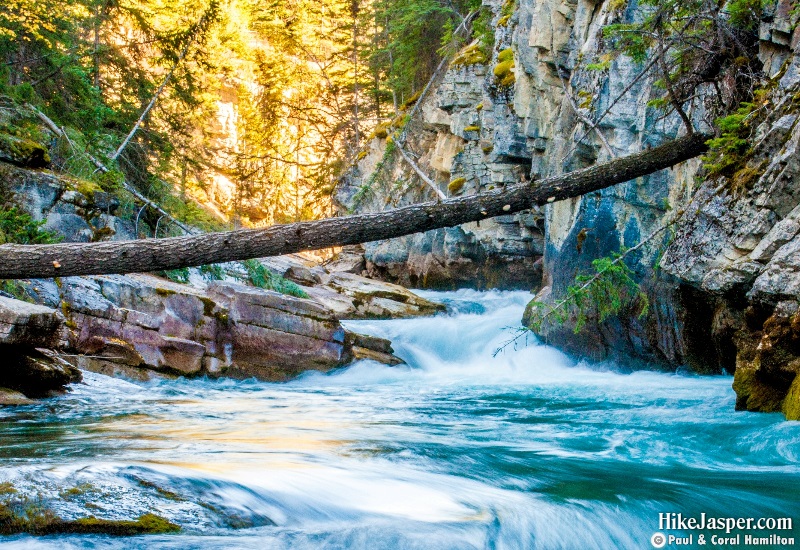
left=586, top=0, right=765, bottom=135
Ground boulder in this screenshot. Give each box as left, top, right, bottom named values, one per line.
left=324, top=245, right=366, bottom=275
left=0, top=296, right=64, bottom=348
left=160, top=336, right=206, bottom=375
left=2, top=348, right=81, bottom=398
left=0, top=297, right=81, bottom=400
left=0, top=388, right=34, bottom=406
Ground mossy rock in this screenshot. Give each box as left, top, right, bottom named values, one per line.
left=400, top=90, right=423, bottom=110
left=782, top=375, right=800, bottom=420
left=732, top=367, right=786, bottom=413
left=498, top=72, right=516, bottom=87
left=497, top=48, right=514, bottom=63
left=452, top=43, right=488, bottom=67
left=66, top=513, right=180, bottom=535
left=390, top=114, right=409, bottom=129
left=493, top=56, right=516, bottom=88
left=76, top=179, right=103, bottom=200
left=493, top=60, right=515, bottom=83
left=0, top=133, right=49, bottom=169
left=0, top=507, right=180, bottom=536
left=448, top=177, right=467, bottom=194
left=370, top=123, right=390, bottom=140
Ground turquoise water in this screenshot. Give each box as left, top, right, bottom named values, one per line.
left=1, top=290, right=799, bottom=549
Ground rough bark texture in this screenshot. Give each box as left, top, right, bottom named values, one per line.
left=0, top=133, right=709, bottom=280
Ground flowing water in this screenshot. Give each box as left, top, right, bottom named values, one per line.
left=1, top=290, right=799, bottom=549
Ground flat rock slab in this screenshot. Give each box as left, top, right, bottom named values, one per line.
left=324, top=272, right=445, bottom=319
left=0, top=296, right=63, bottom=348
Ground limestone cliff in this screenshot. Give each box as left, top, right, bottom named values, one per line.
left=346, top=0, right=800, bottom=417
left=337, top=0, right=544, bottom=290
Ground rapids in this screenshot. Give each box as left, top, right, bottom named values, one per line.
left=0, top=290, right=798, bottom=549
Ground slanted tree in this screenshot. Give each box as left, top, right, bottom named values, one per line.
left=0, top=132, right=709, bottom=279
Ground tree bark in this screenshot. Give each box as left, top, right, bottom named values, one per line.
left=0, top=133, right=709, bottom=280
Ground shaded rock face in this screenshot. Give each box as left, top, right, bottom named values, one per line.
left=0, top=133, right=49, bottom=169
left=337, top=0, right=543, bottom=290
left=338, top=0, right=800, bottom=416
left=0, top=297, right=81, bottom=400
left=656, top=40, right=800, bottom=416
left=0, top=162, right=134, bottom=243
left=515, top=0, right=800, bottom=416
left=363, top=221, right=543, bottom=290
left=732, top=305, right=800, bottom=419
left=0, top=296, right=65, bottom=348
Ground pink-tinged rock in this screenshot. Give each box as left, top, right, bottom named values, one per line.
left=208, top=281, right=334, bottom=320
left=157, top=293, right=206, bottom=340
left=119, top=322, right=168, bottom=369
left=80, top=335, right=144, bottom=367
left=227, top=324, right=347, bottom=381
left=160, top=336, right=205, bottom=374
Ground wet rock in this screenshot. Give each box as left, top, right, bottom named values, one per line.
left=346, top=332, right=404, bottom=366
left=0, top=296, right=81, bottom=398
left=160, top=337, right=205, bottom=375
left=81, top=336, right=144, bottom=367
left=732, top=308, right=800, bottom=418
left=350, top=346, right=405, bottom=366
left=3, top=348, right=81, bottom=398
left=0, top=388, right=34, bottom=406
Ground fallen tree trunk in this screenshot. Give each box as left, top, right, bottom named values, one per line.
left=0, top=133, right=709, bottom=280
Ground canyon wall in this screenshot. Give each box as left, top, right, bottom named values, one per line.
left=347, top=0, right=800, bottom=417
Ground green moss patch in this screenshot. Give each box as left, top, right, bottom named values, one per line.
left=493, top=56, right=516, bottom=88
left=497, top=48, right=514, bottom=63
left=400, top=90, right=423, bottom=110
left=242, top=259, right=309, bottom=299
left=782, top=376, right=800, bottom=420
left=0, top=133, right=49, bottom=168
left=448, top=177, right=467, bottom=194
left=452, top=43, right=488, bottom=67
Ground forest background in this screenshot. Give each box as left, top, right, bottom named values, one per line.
left=0, top=0, right=484, bottom=233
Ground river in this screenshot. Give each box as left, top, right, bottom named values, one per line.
left=1, top=290, right=798, bottom=549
